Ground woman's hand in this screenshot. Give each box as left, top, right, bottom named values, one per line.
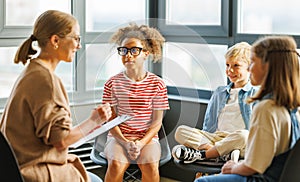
left=91, top=103, right=112, bottom=125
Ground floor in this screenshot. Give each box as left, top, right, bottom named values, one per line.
left=89, top=166, right=180, bottom=182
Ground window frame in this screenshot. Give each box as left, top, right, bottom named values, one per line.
left=157, top=0, right=230, bottom=37
left=1, top=0, right=300, bottom=109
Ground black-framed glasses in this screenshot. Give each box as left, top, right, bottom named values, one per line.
left=117, top=47, right=143, bottom=56
left=66, top=35, right=81, bottom=44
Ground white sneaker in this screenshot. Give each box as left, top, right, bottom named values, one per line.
left=230, top=149, right=240, bottom=162
left=172, top=145, right=205, bottom=163
left=218, top=149, right=240, bottom=162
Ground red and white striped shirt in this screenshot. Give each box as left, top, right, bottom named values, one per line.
left=102, top=71, right=169, bottom=139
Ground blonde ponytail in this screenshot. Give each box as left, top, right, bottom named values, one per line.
left=14, top=36, right=38, bottom=65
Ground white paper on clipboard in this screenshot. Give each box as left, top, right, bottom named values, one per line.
left=70, top=115, right=131, bottom=148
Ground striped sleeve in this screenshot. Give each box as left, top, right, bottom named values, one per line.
left=102, top=77, right=117, bottom=106
left=153, top=76, right=169, bottom=110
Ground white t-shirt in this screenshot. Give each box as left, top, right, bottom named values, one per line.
left=217, top=88, right=245, bottom=132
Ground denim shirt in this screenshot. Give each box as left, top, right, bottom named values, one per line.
left=202, top=81, right=258, bottom=132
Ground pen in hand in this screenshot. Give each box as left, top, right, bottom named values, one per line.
left=93, top=103, right=112, bottom=124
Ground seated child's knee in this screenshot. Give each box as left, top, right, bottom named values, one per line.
left=175, top=125, right=190, bottom=138
left=235, top=129, right=249, bottom=143
left=174, top=125, right=184, bottom=142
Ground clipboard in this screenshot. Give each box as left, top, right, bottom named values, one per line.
left=70, top=115, right=131, bottom=148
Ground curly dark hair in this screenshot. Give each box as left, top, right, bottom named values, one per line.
left=110, top=22, right=165, bottom=62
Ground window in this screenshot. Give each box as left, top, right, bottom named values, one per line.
left=6, top=0, right=70, bottom=26
left=0, top=0, right=72, bottom=99
left=86, top=0, right=146, bottom=32
left=238, top=0, right=300, bottom=35
left=161, top=0, right=227, bottom=92
left=1, top=0, right=300, bottom=108
left=85, top=44, right=124, bottom=90
left=166, top=0, right=221, bottom=25
left=163, top=43, right=227, bottom=91
left=160, top=0, right=228, bottom=37
left=84, top=1, right=147, bottom=91
left=0, top=47, right=23, bottom=98
left=55, top=62, right=73, bottom=91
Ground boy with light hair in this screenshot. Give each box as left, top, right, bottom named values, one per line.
left=173, top=42, right=258, bottom=163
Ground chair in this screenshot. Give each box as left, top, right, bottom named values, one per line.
left=0, top=131, right=24, bottom=182
left=173, top=157, right=223, bottom=178
left=278, top=139, right=300, bottom=182
left=90, top=126, right=171, bottom=181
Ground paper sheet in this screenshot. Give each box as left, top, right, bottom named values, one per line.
left=70, top=115, right=131, bottom=148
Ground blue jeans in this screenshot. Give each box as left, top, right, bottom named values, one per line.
left=87, top=171, right=103, bottom=182
left=194, top=174, right=247, bottom=182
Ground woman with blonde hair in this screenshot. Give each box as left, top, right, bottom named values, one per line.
left=0, top=10, right=111, bottom=182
